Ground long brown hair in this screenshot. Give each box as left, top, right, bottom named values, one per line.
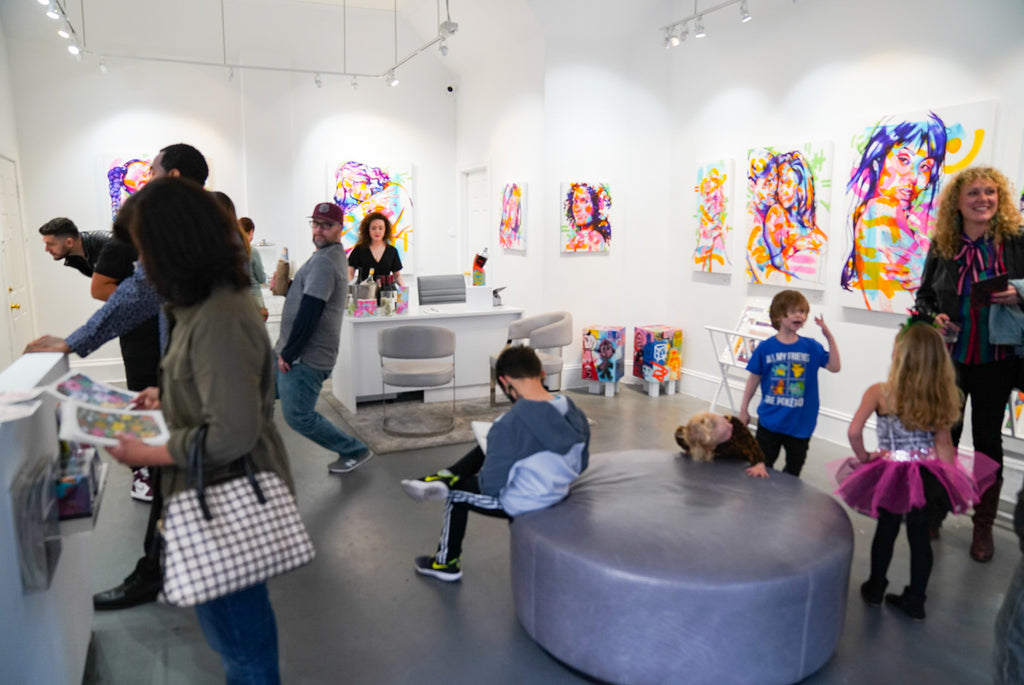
left=886, top=323, right=961, bottom=431
left=929, top=166, right=1023, bottom=259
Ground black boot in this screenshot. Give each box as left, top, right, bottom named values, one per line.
left=93, top=557, right=162, bottom=610
left=860, top=577, right=888, bottom=606
left=971, top=478, right=1003, bottom=563
left=885, top=586, right=926, bottom=621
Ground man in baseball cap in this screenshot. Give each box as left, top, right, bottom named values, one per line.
left=274, top=203, right=373, bottom=474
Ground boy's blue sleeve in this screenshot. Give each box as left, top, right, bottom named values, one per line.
left=479, top=417, right=517, bottom=497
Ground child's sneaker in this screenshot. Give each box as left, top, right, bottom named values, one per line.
left=414, top=555, right=462, bottom=582
left=401, top=470, right=459, bottom=502
left=130, top=467, right=154, bottom=503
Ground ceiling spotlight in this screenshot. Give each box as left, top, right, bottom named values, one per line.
left=67, top=43, right=80, bottom=56
left=57, top=27, right=70, bottom=39
left=663, top=29, right=672, bottom=49
left=227, top=67, right=234, bottom=83
left=439, top=20, right=458, bottom=35
left=740, top=0, right=752, bottom=23
left=350, top=77, right=358, bottom=91
left=387, top=70, right=399, bottom=87
left=98, top=58, right=107, bottom=74
left=36, top=0, right=49, bottom=6
left=46, top=1, right=60, bottom=20
left=314, top=73, right=322, bottom=88
left=694, top=15, right=707, bottom=38
left=438, top=38, right=448, bottom=57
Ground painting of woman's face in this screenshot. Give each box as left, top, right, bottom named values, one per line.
left=878, top=144, right=936, bottom=208
left=753, top=166, right=778, bottom=207
left=572, top=188, right=594, bottom=228
left=777, top=163, right=798, bottom=208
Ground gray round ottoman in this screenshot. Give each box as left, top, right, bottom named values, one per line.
left=510, top=449, right=853, bottom=685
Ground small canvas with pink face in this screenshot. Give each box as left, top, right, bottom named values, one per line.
left=354, top=299, right=377, bottom=318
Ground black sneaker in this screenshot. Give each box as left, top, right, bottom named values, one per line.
left=328, top=450, right=375, bottom=475
left=414, top=555, right=462, bottom=582
left=860, top=578, right=887, bottom=607
left=885, top=589, right=926, bottom=621
left=401, top=471, right=459, bottom=502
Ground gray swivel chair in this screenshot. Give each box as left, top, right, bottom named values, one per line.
left=378, top=325, right=456, bottom=437
left=416, top=275, right=466, bottom=305
left=490, top=311, right=573, bottom=405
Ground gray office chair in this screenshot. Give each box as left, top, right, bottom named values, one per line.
left=490, top=311, right=573, bottom=405
left=379, top=325, right=456, bottom=437
left=416, top=274, right=466, bottom=305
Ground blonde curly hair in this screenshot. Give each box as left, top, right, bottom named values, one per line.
left=887, top=323, right=962, bottom=431
left=929, top=166, right=1023, bottom=259
left=681, top=411, right=718, bottom=462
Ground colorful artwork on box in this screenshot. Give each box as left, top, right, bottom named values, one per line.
left=74, top=406, right=164, bottom=442
left=561, top=182, right=611, bottom=253
left=581, top=326, right=624, bottom=382
left=499, top=183, right=526, bottom=251
left=332, top=161, right=413, bottom=264
left=55, top=373, right=136, bottom=409
left=745, top=142, right=832, bottom=287
left=106, top=156, right=152, bottom=219
left=633, top=326, right=682, bottom=382
left=694, top=161, right=733, bottom=273
left=354, top=299, right=377, bottom=318
left=839, top=102, right=997, bottom=312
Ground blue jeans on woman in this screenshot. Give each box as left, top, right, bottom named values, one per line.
left=276, top=362, right=367, bottom=457
left=194, top=582, right=280, bottom=684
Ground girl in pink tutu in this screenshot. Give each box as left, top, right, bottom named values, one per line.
left=837, top=320, right=997, bottom=620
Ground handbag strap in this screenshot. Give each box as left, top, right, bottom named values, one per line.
left=187, top=424, right=267, bottom=521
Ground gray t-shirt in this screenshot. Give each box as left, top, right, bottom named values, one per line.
left=274, top=243, right=348, bottom=370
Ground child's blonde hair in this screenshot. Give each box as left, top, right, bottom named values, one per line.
left=887, top=323, right=961, bottom=431
left=681, top=411, right=717, bottom=462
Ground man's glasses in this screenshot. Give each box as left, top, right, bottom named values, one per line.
left=309, top=219, right=336, bottom=229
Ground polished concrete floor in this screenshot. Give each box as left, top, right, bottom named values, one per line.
left=84, top=385, right=1019, bottom=684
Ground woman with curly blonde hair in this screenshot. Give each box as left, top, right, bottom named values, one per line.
left=916, top=165, right=1024, bottom=562
left=836, top=321, right=996, bottom=620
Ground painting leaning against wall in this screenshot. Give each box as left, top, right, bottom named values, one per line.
left=839, top=102, right=997, bottom=312
left=498, top=182, right=526, bottom=251
left=332, top=160, right=413, bottom=263
left=561, top=181, right=611, bottom=253
left=693, top=160, right=733, bottom=273
left=745, top=142, right=832, bottom=287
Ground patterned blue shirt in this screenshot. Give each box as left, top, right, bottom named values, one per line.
left=65, top=264, right=166, bottom=356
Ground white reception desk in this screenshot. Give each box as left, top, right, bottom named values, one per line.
left=331, top=303, right=523, bottom=412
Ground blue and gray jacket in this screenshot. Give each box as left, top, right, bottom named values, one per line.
left=479, top=394, right=590, bottom=516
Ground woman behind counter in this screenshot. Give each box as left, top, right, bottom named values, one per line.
left=347, top=211, right=404, bottom=286
left=108, top=177, right=293, bottom=682
left=916, top=165, right=1024, bottom=563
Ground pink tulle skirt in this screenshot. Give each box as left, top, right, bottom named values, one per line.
left=828, top=450, right=999, bottom=518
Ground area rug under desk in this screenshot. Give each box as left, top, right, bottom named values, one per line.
left=322, top=393, right=509, bottom=454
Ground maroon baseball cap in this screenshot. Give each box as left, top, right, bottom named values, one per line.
left=310, top=202, right=344, bottom=224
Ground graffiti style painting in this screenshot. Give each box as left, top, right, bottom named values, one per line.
left=498, top=183, right=526, bottom=251
left=581, top=326, right=624, bottom=383
left=106, top=156, right=152, bottom=219
left=633, top=326, right=683, bottom=383
left=693, top=161, right=733, bottom=273
left=745, top=142, right=832, bottom=287
left=561, top=182, right=611, bottom=253
left=331, top=161, right=413, bottom=263
left=839, top=102, right=997, bottom=312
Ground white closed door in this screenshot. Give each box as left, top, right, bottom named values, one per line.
left=0, top=156, right=33, bottom=367
left=462, top=167, right=489, bottom=272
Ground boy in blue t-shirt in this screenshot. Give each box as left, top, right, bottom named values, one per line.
left=739, top=290, right=841, bottom=476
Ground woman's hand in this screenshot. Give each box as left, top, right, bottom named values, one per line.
left=107, top=435, right=173, bottom=468
left=991, top=285, right=1022, bottom=306
left=745, top=463, right=769, bottom=479
left=130, top=387, right=161, bottom=410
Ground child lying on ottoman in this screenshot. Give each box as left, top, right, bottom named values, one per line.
left=675, top=412, right=769, bottom=478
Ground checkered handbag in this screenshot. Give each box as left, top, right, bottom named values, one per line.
left=160, top=426, right=315, bottom=607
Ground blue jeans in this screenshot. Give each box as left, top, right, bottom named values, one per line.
left=194, top=583, right=280, bottom=684
left=276, top=362, right=367, bottom=457
left=996, top=556, right=1024, bottom=685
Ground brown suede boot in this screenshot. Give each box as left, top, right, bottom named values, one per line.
left=970, top=479, right=1003, bottom=563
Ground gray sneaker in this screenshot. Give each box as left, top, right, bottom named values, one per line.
left=328, top=450, right=375, bottom=475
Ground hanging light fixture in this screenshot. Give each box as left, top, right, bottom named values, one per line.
left=46, top=1, right=60, bottom=20
left=57, top=26, right=70, bottom=39
left=694, top=15, right=707, bottom=38
left=314, top=73, right=323, bottom=88
left=98, top=58, right=108, bottom=74
left=740, top=0, right=752, bottom=23
left=438, top=38, right=448, bottom=56
left=387, top=70, right=399, bottom=87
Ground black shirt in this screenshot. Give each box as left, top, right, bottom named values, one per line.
left=63, top=230, right=114, bottom=277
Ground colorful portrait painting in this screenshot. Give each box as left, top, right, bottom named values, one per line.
left=839, top=102, right=997, bottom=312
left=498, top=183, right=526, bottom=251
left=106, top=156, right=152, bottom=219
left=693, top=160, right=733, bottom=273
left=331, top=161, right=413, bottom=263
left=561, top=182, right=611, bottom=253
left=745, top=143, right=832, bottom=287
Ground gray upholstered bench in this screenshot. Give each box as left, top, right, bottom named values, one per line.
left=510, top=449, right=853, bottom=685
